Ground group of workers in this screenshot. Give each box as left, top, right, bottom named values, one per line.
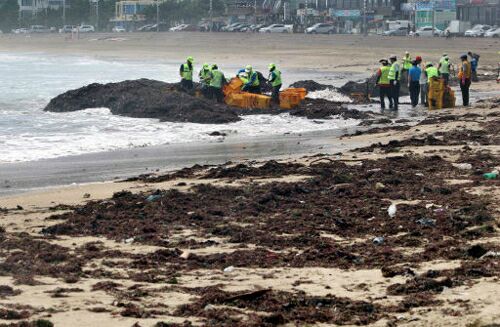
left=376, top=51, right=479, bottom=110
left=180, top=51, right=479, bottom=110
left=179, top=57, right=282, bottom=104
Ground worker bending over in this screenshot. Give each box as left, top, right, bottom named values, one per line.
left=199, top=63, right=212, bottom=98
left=268, top=63, right=282, bottom=104
left=209, top=64, right=227, bottom=103
left=179, top=56, right=194, bottom=91
left=388, top=55, right=401, bottom=111
left=375, top=59, right=392, bottom=110
left=242, top=65, right=261, bottom=94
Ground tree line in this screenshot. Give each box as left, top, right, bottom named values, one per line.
left=0, top=0, right=226, bottom=32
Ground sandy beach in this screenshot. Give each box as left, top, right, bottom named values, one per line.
left=1, top=33, right=500, bottom=326
left=1, top=32, right=499, bottom=74
left=1, top=93, right=499, bottom=326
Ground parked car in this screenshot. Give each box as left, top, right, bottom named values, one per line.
left=12, top=28, right=30, bottom=34
left=413, top=26, right=442, bottom=37
left=147, top=23, right=169, bottom=31
left=484, top=27, right=500, bottom=38
left=383, top=26, right=409, bottom=36
left=59, top=25, right=74, bottom=33
left=112, top=26, right=126, bottom=33
left=77, top=25, right=95, bottom=33
left=464, top=24, right=491, bottom=37
left=30, top=25, right=51, bottom=33
left=259, top=24, right=292, bottom=33
left=226, top=23, right=245, bottom=32
left=305, top=23, right=335, bottom=34
left=137, top=24, right=153, bottom=32
left=221, top=23, right=241, bottom=32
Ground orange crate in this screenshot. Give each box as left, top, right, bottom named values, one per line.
left=279, top=93, right=302, bottom=109
left=281, top=88, right=307, bottom=100
left=223, top=78, right=243, bottom=96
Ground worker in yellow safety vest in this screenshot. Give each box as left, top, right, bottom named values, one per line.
left=268, top=63, right=282, bottom=104
left=242, top=65, right=261, bottom=94
left=375, top=58, right=393, bottom=110
left=426, top=63, right=439, bottom=82
left=199, top=63, right=212, bottom=98
left=402, top=51, right=412, bottom=84
left=388, top=54, right=401, bottom=111
left=458, top=54, right=472, bottom=106
left=438, top=53, right=452, bottom=85
left=179, top=56, right=194, bottom=90
left=208, top=64, right=227, bottom=103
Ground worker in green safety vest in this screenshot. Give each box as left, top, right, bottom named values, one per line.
left=199, top=63, right=212, bottom=98
left=426, top=63, right=439, bottom=82
left=208, top=64, right=227, bottom=103
left=179, top=56, right=194, bottom=91
left=242, top=65, right=261, bottom=94
left=401, top=51, right=412, bottom=85
left=438, top=53, right=452, bottom=85
left=388, top=54, right=401, bottom=111
left=268, top=63, right=282, bottom=104
left=376, top=58, right=393, bottom=110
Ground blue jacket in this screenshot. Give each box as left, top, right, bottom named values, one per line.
left=470, top=58, right=478, bottom=72
left=408, top=66, right=421, bottom=82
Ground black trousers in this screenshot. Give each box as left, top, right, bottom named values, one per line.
left=460, top=79, right=471, bottom=106
left=247, top=85, right=261, bottom=94
left=201, top=84, right=211, bottom=98
left=379, top=87, right=392, bottom=110
left=271, top=84, right=281, bottom=104
left=441, top=73, right=449, bottom=85
left=210, top=86, right=224, bottom=103
left=409, top=81, right=420, bottom=107
left=181, top=79, right=193, bottom=90
left=390, top=82, right=400, bottom=110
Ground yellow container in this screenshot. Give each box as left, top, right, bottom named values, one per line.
left=225, top=92, right=246, bottom=107
left=281, top=88, right=307, bottom=100
left=279, top=93, right=302, bottom=109
left=223, top=78, right=243, bottom=96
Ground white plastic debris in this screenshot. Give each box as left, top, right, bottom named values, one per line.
left=223, top=266, right=235, bottom=273
left=388, top=203, right=397, bottom=218
left=124, top=237, right=134, bottom=244
left=372, top=237, right=385, bottom=245
left=452, top=163, right=473, bottom=170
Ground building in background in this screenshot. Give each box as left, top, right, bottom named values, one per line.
left=414, top=0, right=456, bottom=30
left=111, top=0, right=157, bottom=29
left=18, top=0, right=64, bottom=18
left=457, top=0, right=499, bottom=26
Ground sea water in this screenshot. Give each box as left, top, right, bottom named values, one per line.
left=0, top=53, right=358, bottom=163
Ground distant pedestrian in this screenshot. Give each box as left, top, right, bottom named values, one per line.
left=375, top=59, right=393, bottom=110
left=388, top=55, right=401, bottom=111
left=408, top=60, right=421, bottom=107
left=458, top=54, right=472, bottom=106
left=179, top=56, right=194, bottom=91
left=416, top=56, right=428, bottom=107
left=468, top=51, right=480, bottom=82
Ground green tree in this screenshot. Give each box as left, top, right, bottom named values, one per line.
left=0, top=0, right=20, bottom=32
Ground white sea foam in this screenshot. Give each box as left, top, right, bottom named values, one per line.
left=0, top=53, right=359, bottom=163
left=307, top=88, right=353, bottom=103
